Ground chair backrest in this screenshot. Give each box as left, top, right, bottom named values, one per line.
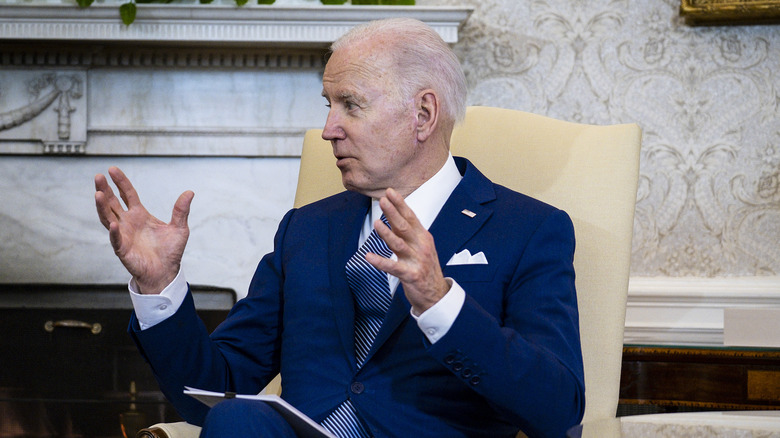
left=294, top=106, right=641, bottom=423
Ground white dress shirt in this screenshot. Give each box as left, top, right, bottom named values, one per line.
left=131, top=154, right=465, bottom=344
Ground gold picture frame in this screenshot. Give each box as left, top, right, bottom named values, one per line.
left=680, top=0, right=780, bottom=25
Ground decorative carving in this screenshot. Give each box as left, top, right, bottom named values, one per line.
left=31, top=73, right=82, bottom=140
left=0, top=85, right=59, bottom=132
left=0, top=70, right=86, bottom=154
left=0, top=43, right=329, bottom=69
left=0, top=73, right=82, bottom=139
left=43, top=142, right=86, bottom=155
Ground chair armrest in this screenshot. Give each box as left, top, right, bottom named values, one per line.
left=136, top=422, right=202, bottom=438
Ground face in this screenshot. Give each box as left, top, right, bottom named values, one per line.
left=321, top=41, right=426, bottom=198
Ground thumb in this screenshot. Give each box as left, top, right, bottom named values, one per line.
left=170, top=190, right=194, bottom=228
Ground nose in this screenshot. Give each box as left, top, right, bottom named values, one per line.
left=322, top=109, right=345, bottom=142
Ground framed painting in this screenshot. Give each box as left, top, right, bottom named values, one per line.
left=680, top=0, right=780, bottom=25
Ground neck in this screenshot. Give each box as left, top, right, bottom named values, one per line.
left=393, top=146, right=451, bottom=198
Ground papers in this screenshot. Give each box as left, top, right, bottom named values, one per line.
left=184, top=386, right=336, bottom=438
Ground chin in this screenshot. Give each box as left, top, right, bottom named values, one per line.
left=340, top=176, right=361, bottom=194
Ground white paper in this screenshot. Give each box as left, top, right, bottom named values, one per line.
left=184, top=386, right=336, bottom=438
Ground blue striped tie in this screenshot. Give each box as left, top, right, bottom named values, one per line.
left=321, top=216, right=392, bottom=438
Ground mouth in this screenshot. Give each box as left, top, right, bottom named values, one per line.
left=334, top=155, right=353, bottom=168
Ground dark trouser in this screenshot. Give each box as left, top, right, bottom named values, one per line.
left=200, top=398, right=297, bottom=438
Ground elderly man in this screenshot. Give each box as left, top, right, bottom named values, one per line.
left=95, top=18, right=584, bottom=438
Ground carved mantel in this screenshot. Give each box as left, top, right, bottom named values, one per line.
left=0, top=4, right=473, bottom=156
left=0, top=4, right=472, bottom=46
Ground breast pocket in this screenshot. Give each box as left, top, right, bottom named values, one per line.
left=443, top=263, right=497, bottom=283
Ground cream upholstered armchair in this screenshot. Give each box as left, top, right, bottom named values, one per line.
left=137, top=106, right=641, bottom=438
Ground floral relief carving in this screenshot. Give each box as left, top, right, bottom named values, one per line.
left=0, top=71, right=86, bottom=154
left=0, top=73, right=82, bottom=139
left=424, top=0, right=780, bottom=276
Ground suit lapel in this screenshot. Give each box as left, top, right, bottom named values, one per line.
left=362, top=158, right=496, bottom=365
left=429, top=157, right=496, bottom=268
left=327, top=193, right=371, bottom=371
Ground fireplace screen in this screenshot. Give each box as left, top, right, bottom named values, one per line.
left=0, top=284, right=234, bottom=438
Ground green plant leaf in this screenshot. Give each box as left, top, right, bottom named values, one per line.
left=257, top=0, right=275, bottom=3
left=76, top=0, right=94, bottom=8
left=119, top=2, right=137, bottom=25
left=235, top=0, right=249, bottom=5
left=200, top=0, right=214, bottom=4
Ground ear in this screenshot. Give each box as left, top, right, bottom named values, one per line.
left=415, top=89, right=439, bottom=143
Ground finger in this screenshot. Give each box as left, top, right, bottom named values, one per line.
left=95, top=175, right=125, bottom=220
left=95, top=174, right=110, bottom=228
left=378, top=191, right=423, bottom=246
left=384, top=188, right=423, bottom=229
left=170, top=190, right=195, bottom=228
left=378, top=195, right=412, bottom=238
left=373, top=217, right=410, bottom=256
left=95, top=174, right=123, bottom=228
left=94, top=172, right=110, bottom=193
left=365, top=251, right=400, bottom=276
left=108, top=166, right=142, bottom=209
left=108, top=221, right=123, bottom=253
left=95, top=191, right=113, bottom=230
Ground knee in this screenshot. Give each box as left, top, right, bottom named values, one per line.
left=203, top=398, right=254, bottom=431
left=201, top=398, right=296, bottom=438
left=207, top=398, right=261, bottom=419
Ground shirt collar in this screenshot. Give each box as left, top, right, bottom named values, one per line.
left=368, top=153, right=462, bottom=232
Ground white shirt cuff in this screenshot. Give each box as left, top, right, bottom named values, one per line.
left=128, top=269, right=188, bottom=330
left=412, top=278, right=466, bottom=344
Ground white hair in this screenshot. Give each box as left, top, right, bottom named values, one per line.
left=331, top=18, right=467, bottom=127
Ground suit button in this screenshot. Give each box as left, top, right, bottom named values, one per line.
left=469, top=376, right=481, bottom=386
left=452, top=362, right=463, bottom=372
left=461, top=368, right=472, bottom=378
left=350, top=382, right=364, bottom=394
left=444, top=354, right=456, bottom=364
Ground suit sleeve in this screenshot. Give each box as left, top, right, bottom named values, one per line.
left=128, top=208, right=297, bottom=425
left=426, top=209, right=585, bottom=438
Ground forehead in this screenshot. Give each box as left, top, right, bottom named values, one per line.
left=321, top=43, right=394, bottom=98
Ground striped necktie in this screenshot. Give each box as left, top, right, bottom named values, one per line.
left=321, top=216, right=392, bottom=438
left=348, top=215, right=393, bottom=367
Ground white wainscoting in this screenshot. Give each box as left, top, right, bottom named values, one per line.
left=625, top=276, right=780, bottom=346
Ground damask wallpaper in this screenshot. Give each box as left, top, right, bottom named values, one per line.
left=422, top=0, right=780, bottom=277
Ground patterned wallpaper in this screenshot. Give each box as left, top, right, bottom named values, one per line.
left=422, top=0, right=780, bottom=277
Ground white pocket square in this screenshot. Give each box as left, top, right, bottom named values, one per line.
left=446, top=249, right=488, bottom=266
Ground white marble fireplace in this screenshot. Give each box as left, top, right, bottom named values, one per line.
left=0, top=4, right=472, bottom=297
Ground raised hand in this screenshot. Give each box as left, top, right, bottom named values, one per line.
left=94, top=167, right=194, bottom=295
left=366, top=187, right=450, bottom=315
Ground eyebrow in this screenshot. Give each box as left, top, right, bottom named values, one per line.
left=321, top=90, right=365, bottom=104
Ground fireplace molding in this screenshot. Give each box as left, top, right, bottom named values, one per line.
left=0, top=4, right=472, bottom=156
left=0, top=4, right=472, bottom=47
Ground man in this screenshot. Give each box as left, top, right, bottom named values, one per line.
left=95, top=18, right=584, bottom=438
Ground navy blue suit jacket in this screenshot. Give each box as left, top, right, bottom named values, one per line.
left=130, top=157, right=585, bottom=438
